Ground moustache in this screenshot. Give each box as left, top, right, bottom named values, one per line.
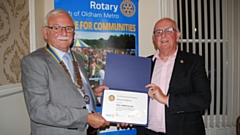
left=57, top=36, right=71, bottom=40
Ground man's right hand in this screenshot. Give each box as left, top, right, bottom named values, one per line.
left=87, top=113, right=110, bottom=129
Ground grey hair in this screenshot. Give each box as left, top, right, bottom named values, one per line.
left=44, top=8, right=74, bottom=26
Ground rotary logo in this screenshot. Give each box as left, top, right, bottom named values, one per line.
left=120, top=0, right=136, bottom=17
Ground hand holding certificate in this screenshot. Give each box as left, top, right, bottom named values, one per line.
left=102, top=53, right=152, bottom=126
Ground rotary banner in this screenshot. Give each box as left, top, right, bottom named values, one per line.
left=55, top=0, right=138, bottom=82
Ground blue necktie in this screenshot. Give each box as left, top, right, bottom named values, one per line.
left=63, top=52, right=75, bottom=81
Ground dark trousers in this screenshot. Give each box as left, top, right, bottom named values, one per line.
left=87, top=125, right=97, bottom=135
left=136, top=127, right=166, bottom=135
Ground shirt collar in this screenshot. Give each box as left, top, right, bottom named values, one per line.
left=53, top=47, right=71, bottom=59
left=152, top=47, right=178, bottom=61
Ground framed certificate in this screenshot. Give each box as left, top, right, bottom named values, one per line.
left=101, top=89, right=148, bottom=126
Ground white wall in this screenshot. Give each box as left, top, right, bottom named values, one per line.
left=0, top=84, right=30, bottom=135
left=138, top=0, right=159, bottom=56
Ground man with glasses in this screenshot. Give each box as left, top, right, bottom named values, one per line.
left=137, top=18, right=211, bottom=135
left=21, top=9, right=110, bottom=135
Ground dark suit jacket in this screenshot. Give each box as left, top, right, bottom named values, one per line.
left=138, top=50, right=211, bottom=135
left=21, top=47, right=97, bottom=135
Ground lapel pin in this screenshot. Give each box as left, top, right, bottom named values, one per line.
left=180, top=60, right=184, bottom=63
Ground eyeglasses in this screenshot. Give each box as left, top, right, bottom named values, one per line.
left=153, top=27, right=178, bottom=36
left=45, top=25, right=74, bottom=33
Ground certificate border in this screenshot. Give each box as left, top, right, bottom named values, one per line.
left=101, top=89, right=149, bottom=126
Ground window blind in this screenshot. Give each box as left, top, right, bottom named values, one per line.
left=173, top=0, right=240, bottom=129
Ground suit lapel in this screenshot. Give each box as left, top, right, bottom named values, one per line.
left=168, top=51, right=186, bottom=94
left=44, top=49, right=64, bottom=74
left=44, top=49, right=77, bottom=88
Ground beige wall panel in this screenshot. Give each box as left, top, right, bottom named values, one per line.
left=138, top=0, right=160, bottom=57
left=34, top=0, right=45, bottom=49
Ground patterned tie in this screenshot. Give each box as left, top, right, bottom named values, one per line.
left=63, top=52, right=75, bottom=81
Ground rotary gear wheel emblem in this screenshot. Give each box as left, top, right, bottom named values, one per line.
left=120, top=0, right=136, bottom=17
